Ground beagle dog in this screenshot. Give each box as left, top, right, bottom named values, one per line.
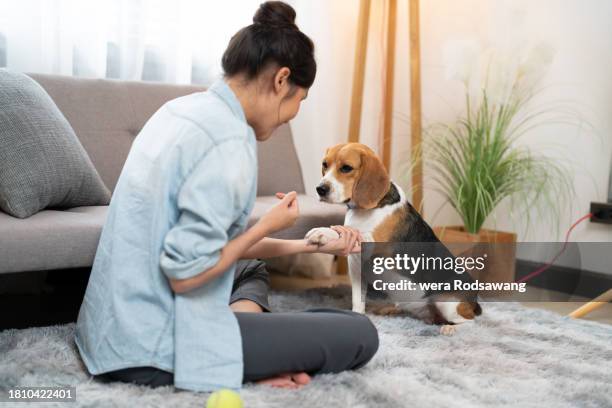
left=305, top=143, right=481, bottom=333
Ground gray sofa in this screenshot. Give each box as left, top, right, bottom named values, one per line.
left=0, top=74, right=345, bottom=275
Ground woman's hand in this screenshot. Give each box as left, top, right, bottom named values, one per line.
left=315, top=225, right=362, bottom=256
left=256, top=191, right=299, bottom=235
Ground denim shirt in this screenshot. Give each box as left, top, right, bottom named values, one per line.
left=75, top=79, right=257, bottom=392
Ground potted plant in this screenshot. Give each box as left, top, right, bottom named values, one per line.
left=426, top=42, right=573, bottom=283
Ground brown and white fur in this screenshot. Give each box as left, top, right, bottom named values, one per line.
left=305, top=143, right=481, bottom=334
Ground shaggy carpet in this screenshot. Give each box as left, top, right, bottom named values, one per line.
left=1, top=287, right=611, bottom=408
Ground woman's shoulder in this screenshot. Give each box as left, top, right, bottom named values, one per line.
left=163, top=91, right=250, bottom=145
left=130, top=89, right=256, bottom=183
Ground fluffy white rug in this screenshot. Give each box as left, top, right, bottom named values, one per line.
left=1, top=287, right=611, bottom=408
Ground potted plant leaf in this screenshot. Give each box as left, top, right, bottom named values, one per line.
left=426, top=42, right=573, bottom=283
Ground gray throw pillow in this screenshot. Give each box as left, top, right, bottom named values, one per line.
left=0, top=69, right=111, bottom=218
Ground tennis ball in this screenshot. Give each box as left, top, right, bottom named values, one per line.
left=206, top=389, right=243, bottom=408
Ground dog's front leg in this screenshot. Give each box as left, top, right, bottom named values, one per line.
left=348, top=253, right=366, bottom=313
left=347, top=231, right=374, bottom=314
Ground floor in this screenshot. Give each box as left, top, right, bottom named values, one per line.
left=270, top=272, right=612, bottom=325
left=5, top=287, right=611, bottom=408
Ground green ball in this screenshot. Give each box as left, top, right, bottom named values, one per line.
left=206, top=389, right=243, bottom=408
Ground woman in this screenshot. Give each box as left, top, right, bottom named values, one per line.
left=75, top=1, right=378, bottom=392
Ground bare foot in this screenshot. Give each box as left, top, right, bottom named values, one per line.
left=230, top=299, right=263, bottom=313
left=256, top=372, right=311, bottom=389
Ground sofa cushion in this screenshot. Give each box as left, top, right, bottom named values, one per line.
left=0, top=195, right=345, bottom=274
left=0, top=70, right=110, bottom=218
left=0, top=206, right=108, bottom=274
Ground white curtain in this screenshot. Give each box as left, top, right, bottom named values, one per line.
left=0, top=0, right=387, bottom=198
left=0, top=0, right=262, bottom=85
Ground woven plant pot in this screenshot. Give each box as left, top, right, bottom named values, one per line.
left=433, top=226, right=517, bottom=286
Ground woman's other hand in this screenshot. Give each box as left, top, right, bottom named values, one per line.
left=256, top=191, right=299, bottom=235
left=316, top=225, right=362, bottom=256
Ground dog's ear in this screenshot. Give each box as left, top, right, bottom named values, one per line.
left=352, top=151, right=390, bottom=209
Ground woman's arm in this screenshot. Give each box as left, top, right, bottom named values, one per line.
left=241, top=225, right=362, bottom=260
left=240, top=237, right=316, bottom=259
left=171, top=225, right=361, bottom=293
left=168, top=194, right=361, bottom=293
left=169, top=222, right=271, bottom=293
left=169, top=192, right=299, bottom=294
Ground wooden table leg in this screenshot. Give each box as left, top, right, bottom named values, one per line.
left=568, top=288, right=612, bottom=318
left=348, top=0, right=371, bottom=144
left=409, top=0, right=424, bottom=213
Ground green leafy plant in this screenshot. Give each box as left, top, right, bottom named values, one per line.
left=426, top=45, right=574, bottom=235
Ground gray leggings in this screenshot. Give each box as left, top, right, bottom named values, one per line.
left=96, top=260, right=379, bottom=387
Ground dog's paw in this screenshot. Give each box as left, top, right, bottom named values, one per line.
left=305, top=227, right=340, bottom=246
left=440, top=325, right=456, bottom=336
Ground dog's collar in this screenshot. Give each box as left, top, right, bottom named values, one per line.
left=376, top=182, right=400, bottom=208
left=345, top=182, right=397, bottom=210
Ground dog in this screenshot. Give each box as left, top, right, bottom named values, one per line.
left=305, top=143, right=481, bottom=334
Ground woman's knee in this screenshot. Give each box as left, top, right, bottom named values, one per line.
left=350, top=313, right=379, bottom=368
left=235, top=259, right=269, bottom=282
left=305, top=308, right=379, bottom=366
left=322, top=310, right=379, bottom=370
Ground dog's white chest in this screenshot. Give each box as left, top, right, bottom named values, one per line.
left=344, top=182, right=406, bottom=240
left=344, top=210, right=377, bottom=237
left=345, top=204, right=403, bottom=242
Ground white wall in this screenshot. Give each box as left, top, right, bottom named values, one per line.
left=293, top=0, right=612, bottom=273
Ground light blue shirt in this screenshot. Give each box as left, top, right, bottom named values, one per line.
left=75, top=79, right=258, bottom=392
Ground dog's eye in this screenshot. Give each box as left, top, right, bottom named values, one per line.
left=322, top=161, right=328, bottom=169
left=340, top=165, right=353, bottom=173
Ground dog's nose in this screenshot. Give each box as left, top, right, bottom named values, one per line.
left=316, top=183, right=330, bottom=197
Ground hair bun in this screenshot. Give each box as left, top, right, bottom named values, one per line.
left=253, top=1, right=298, bottom=29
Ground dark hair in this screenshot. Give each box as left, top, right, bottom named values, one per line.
left=221, top=1, right=316, bottom=89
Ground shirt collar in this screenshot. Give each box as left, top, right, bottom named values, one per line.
left=208, top=79, right=247, bottom=123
